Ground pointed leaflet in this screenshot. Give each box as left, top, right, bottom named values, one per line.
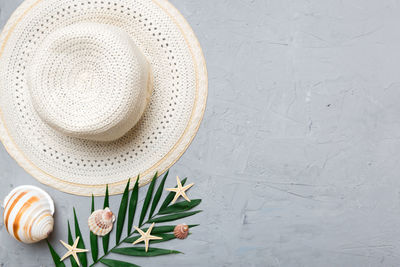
left=139, top=172, right=158, bottom=226
left=125, top=233, right=177, bottom=244
left=159, top=199, right=202, bottom=214
left=100, top=259, right=140, bottom=267
left=68, top=221, right=79, bottom=267
left=159, top=178, right=187, bottom=211
left=116, top=179, right=130, bottom=244
left=149, top=170, right=169, bottom=219
left=148, top=210, right=202, bottom=223
left=47, top=240, right=66, bottom=267
left=103, top=185, right=109, bottom=209
left=73, top=208, right=88, bottom=267
left=128, top=176, right=139, bottom=235
left=102, top=185, right=110, bottom=254
left=149, top=224, right=198, bottom=234
left=90, top=195, right=98, bottom=262
left=112, top=247, right=181, bottom=257
left=124, top=224, right=199, bottom=238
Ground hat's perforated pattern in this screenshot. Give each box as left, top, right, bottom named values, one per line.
left=0, top=0, right=202, bottom=190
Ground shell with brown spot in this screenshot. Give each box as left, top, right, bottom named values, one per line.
left=174, top=224, right=189, bottom=239
left=2, top=185, right=55, bottom=244
left=88, top=208, right=116, bottom=236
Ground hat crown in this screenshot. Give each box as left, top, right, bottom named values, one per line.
left=28, top=23, right=153, bottom=142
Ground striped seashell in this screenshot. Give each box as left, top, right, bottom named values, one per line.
left=2, top=185, right=54, bottom=244
left=174, top=224, right=189, bottom=239
left=88, top=208, right=115, bottom=236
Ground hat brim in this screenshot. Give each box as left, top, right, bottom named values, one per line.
left=0, top=0, right=208, bottom=196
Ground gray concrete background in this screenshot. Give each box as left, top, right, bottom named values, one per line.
left=1, top=0, right=400, bottom=266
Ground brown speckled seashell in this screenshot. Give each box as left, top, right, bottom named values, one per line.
left=174, top=224, right=189, bottom=239
left=88, top=208, right=115, bottom=236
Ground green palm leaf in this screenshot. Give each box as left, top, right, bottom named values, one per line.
left=116, top=179, right=130, bottom=244
left=68, top=221, right=79, bottom=267
left=47, top=173, right=201, bottom=267
left=102, top=185, right=110, bottom=254
left=159, top=199, right=202, bottom=214
left=112, top=247, right=181, bottom=257
left=47, top=240, right=66, bottom=267
left=149, top=210, right=202, bottom=223
left=139, top=173, right=158, bottom=226
left=159, top=178, right=187, bottom=211
left=100, top=259, right=140, bottom=267
left=149, top=170, right=169, bottom=219
left=90, top=195, right=98, bottom=262
left=73, top=208, right=88, bottom=267
left=128, top=177, right=139, bottom=235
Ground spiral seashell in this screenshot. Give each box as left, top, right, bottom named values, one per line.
left=174, top=224, right=189, bottom=239
left=2, top=185, right=55, bottom=244
left=88, top=208, right=116, bottom=236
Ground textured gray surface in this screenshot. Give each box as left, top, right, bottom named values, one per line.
left=1, top=0, right=400, bottom=266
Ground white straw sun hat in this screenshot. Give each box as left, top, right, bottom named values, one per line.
left=0, top=0, right=207, bottom=196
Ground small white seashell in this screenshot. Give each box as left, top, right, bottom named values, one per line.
left=2, top=185, right=55, bottom=244
left=88, top=208, right=116, bottom=236
left=174, top=224, right=189, bottom=239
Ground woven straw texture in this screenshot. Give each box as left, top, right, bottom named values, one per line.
left=0, top=0, right=208, bottom=196
left=28, top=22, right=153, bottom=142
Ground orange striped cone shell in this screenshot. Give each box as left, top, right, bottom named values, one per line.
left=3, top=185, right=54, bottom=243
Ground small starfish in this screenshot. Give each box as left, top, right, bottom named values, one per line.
left=59, top=236, right=89, bottom=267
left=132, top=223, right=162, bottom=252
left=165, top=176, right=194, bottom=204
